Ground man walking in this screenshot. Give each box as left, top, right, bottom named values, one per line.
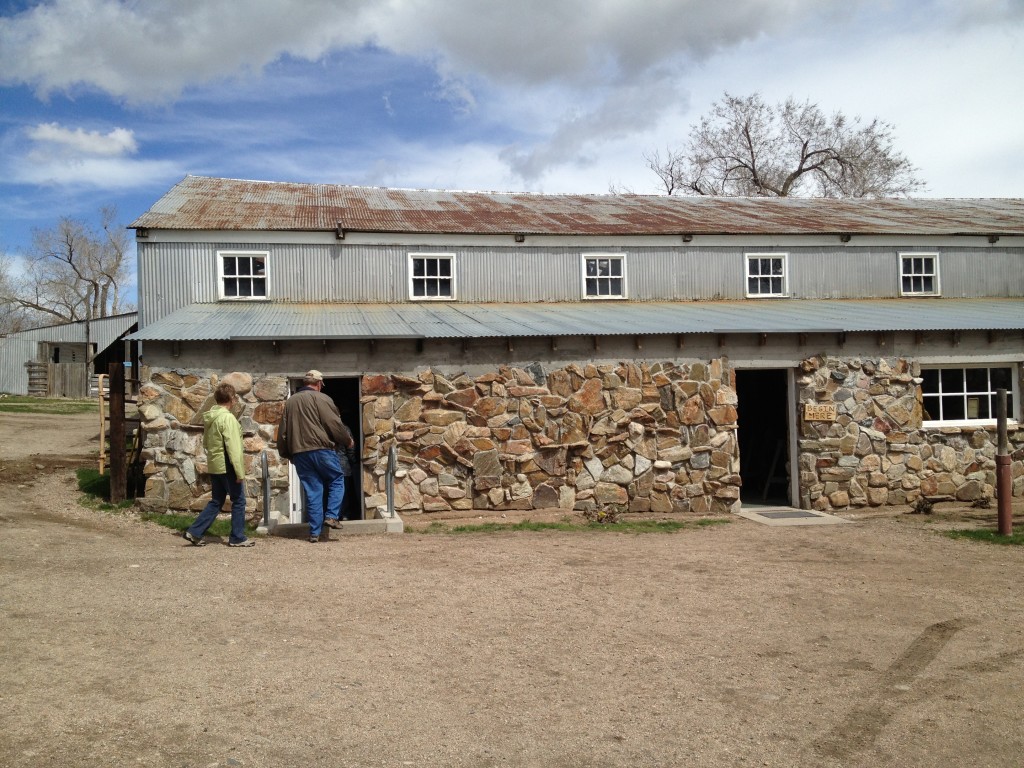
left=277, top=370, right=355, bottom=543
left=183, top=382, right=253, bottom=547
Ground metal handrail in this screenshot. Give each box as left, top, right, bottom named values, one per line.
left=261, top=450, right=270, bottom=529
left=385, top=444, right=397, bottom=519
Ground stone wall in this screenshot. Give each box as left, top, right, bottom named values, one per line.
left=134, top=359, right=741, bottom=517
left=359, top=360, right=740, bottom=516
left=136, top=369, right=289, bottom=515
left=797, top=355, right=1024, bottom=511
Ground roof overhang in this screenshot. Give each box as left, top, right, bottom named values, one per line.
left=129, top=299, right=1024, bottom=342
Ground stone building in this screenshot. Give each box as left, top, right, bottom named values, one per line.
left=129, top=177, right=1024, bottom=526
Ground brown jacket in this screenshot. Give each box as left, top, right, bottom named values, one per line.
left=277, top=387, right=353, bottom=459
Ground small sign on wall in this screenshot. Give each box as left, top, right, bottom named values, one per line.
left=804, top=403, right=838, bottom=422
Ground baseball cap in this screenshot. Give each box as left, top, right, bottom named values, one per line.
left=305, top=369, right=324, bottom=382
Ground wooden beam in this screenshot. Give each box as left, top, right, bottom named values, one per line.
left=108, top=360, right=126, bottom=504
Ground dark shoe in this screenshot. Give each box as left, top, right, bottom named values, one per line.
left=309, top=535, right=320, bottom=543
left=324, top=518, right=343, bottom=529
left=183, top=531, right=206, bottom=547
left=228, top=539, right=255, bottom=547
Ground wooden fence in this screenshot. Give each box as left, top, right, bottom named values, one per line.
left=25, top=361, right=89, bottom=398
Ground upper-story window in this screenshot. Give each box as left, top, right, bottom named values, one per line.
left=921, top=364, right=1017, bottom=425
left=582, top=254, right=626, bottom=299
left=409, top=253, right=455, bottom=300
left=219, top=251, right=267, bottom=299
left=745, top=253, right=787, bottom=297
left=900, top=253, right=940, bottom=296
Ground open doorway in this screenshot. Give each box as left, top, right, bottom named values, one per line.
left=287, top=376, right=363, bottom=522
left=736, top=369, right=792, bottom=505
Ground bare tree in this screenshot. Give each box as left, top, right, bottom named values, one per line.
left=648, top=92, right=924, bottom=197
left=2, top=207, right=133, bottom=324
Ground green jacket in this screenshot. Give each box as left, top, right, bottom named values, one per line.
left=203, top=405, right=245, bottom=478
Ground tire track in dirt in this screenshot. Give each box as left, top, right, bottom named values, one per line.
left=815, top=618, right=970, bottom=760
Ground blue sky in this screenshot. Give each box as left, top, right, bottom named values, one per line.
left=1, top=0, right=1023, bottom=303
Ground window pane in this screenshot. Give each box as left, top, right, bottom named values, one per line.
left=609, top=278, right=623, bottom=295
left=586, top=278, right=598, bottom=295
left=253, top=258, right=266, bottom=276
left=921, top=369, right=939, bottom=393
left=991, top=367, right=1012, bottom=390
left=921, top=276, right=933, bottom=293
left=586, top=260, right=597, bottom=277
left=759, top=277, right=772, bottom=294
left=922, top=395, right=940, bottom=421
left=438, top=279, right=452, bottom=296
left=771, top=259, right=783, bottom=276
left=965, top=368, right=988, bottom=392
left=438, top=259, right=451, bottom=277
left=237, top=278, right=252, bottom=297
left=748, top=277, right=758, bottom=294
left=224, top=278, right=238, bottom=297
left=413, top=281, right=425, bottom=296
left=413, top=259, right=425, bottom=277
left=940, top=368, right=964, bottom=392
left=597, top=260, right=610, bottom=276
left=223, top=257, right=236, bottom=276
left=426, top=279, right=439, bottom=296
left=609, top=260, right=622, bottom=277
left=941, top=395, right=965, bottom=420
left=771, top=277, right=782, bottom=294
left=253, top=279, right=266, bottom=297
left=426, top=259, right=438, bottom=277
left=238, top=259, right=251, bottom=276
left=902, top=257, right=913, bottom=274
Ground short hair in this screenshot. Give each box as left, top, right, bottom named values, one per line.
left=214, top=382, right=236, bottom=405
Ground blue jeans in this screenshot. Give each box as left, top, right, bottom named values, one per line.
left=292, top=449, right=345, bottom=537
left=187, top=463, right=247, bottom=543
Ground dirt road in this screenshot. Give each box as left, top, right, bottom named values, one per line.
left=1, top=411, right=1023, bottom=767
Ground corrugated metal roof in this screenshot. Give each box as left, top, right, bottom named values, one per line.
left=7, top=313, right=138, bottom=352
left=129, top=299, right=1024, bottom=342
left=131, top=176, right=1024, bottom=236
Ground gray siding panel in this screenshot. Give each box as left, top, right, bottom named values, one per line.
left=136, top=241, right=1024, bottom=328
left=0, top=338, right=39, bottom=394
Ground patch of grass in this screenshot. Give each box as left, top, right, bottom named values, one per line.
left=0, top=395, right=97, bottom=415
left=75, top=467, right=134, bottom=511
left=417, top=517, right=731, bottom=535
left=945, top=528, right=1024, bottom=546
left=139, top=511, right=256, bottom=539
left=75, top=467, right=256, bottom=537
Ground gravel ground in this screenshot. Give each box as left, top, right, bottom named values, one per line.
left=1, top=411, right=1023, bottom=768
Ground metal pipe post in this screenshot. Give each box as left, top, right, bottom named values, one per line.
left=995, top=389, right=1012, bottom=536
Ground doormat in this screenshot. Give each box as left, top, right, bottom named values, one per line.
left=738, top=505, right=852, bottom=527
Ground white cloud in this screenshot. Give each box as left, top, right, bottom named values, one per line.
left=26, top=123, right=137, bottom=157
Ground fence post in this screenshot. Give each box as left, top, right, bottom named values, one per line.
left=108, top=362, right=126, bottom=504
left=995, top=388, right=1012, bottom=536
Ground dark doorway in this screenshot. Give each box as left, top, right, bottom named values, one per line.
left=290, top=376, right=364, bottom=521
left=321, top=377, right=363, bottom=520
left=736, top=369, right=790, bottom=505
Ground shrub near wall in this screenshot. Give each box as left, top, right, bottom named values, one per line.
left=359, top=360, right=741, bottom=517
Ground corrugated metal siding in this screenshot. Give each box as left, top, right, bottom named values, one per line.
left=0, top=338, right=39, bottom=394
left=131, top=176, right=1024, bottom=236
left=129, top=298, right=1024, bottom=342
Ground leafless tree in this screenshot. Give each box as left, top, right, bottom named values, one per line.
left=2, top=207, right=133, bottom=324
left=648, top=92, right=925, bottom=197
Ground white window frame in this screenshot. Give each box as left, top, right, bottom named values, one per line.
left=899, top=252, right=940, bottom=296
left=920, top=363, right=1018, bottom=428
left=581, top=253, right=627, bottom=299
left=745, top=252, right=788, bottom=298
left=218, top=250, right=268, bottom=301
left=408, top=253, right=456, bottom=301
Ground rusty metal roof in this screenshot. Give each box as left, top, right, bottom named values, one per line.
left=130, top=176, right=1024, bottom=237
left=129, top=299, right=1024, bottom=341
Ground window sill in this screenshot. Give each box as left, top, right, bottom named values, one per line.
left=922, top=419, right=1019, bottom=432
left=219, top=297, right=270, bottom=302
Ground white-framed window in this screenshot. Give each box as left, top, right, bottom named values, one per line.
left=921, top=364, right=1017, bottom=426
left=900, top=252, right=940, bottom=296
left=409, top=253, right=455, bottom=300
left=582, top=254, right=626, bottom=299
left=745, top=253, right=787, bottom=297
left=219, top=251, right=267, bottom=300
